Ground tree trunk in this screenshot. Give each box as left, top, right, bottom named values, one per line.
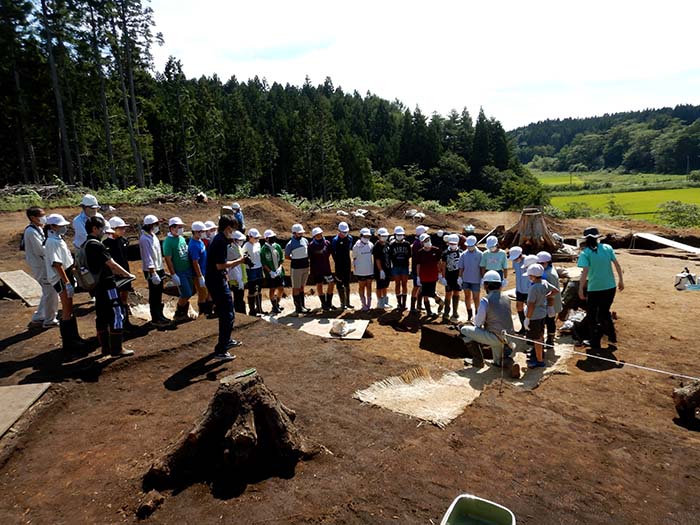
left=672, top=381, right=700, bottom=421
left=41, top=0, right=74, bottom=183
left=501, top=207, right=559, bottom=254
left=143, top=370, right=319, bottom=495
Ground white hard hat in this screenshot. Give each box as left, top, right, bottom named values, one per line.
left=204, top=220, right=217, bottom=230
left=191, top=221, right=206, bottom=232
left=311, top=227, right=324, bottom=237
left=419, top=233, right=430, bottom=242
left=264, top=229, right=276, bottom=238
left=466, top=235, right=477, bottom=247
left=291, top=223, right=305, bottom=234
left=168, top=216, right=184, bottom=227
left=437, top=230, right=444, bottom=238
left=537, top=251, right=552, bottom=263
left=233, top=230, right=246, bottom=241
left=247, top=228, right=261, bottom=238
left=109, top=217, right=128, bottom=229
left=360, top=227, right=371, bottom=236
left=46, top=213, right=70, bottom=226
left=464, top=224, right=476, bottom=233
left=483, top=270, right=502, bottom=283
left=525, top=264, right=544, bottom=277
left=143, top=214, right=160, bottom=226
left=416, top=225, right=428, bottom=235
left=508, top=246, right=523, bottom=260
left=377, top=227, right=389, bottom=236
left=338, top=221, right=349, bottom=233
left=521, top=254, right=539, bottom=269
left=104, top=224, right=115, bottom=234
left=448, top=234, right=459, bottom=244
left=394, top=226, right=405, bottom=235
left=486, top=236, right=499, bottom=249
left=80, top=194, right=99, bottom=208
left=231, top=202, right=241, bottom=210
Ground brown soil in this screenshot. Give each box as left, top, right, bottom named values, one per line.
left=1, top=200, right=700, bottom=524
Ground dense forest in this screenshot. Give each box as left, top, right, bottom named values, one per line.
left=0, top=0, right=543, bottom=208
left=510, top=105, right=700, bottom=174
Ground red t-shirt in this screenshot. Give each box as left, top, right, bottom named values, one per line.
left=415, top=246, right=441, bottom=282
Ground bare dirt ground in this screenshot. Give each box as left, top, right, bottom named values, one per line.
left=1, top=199, right=700, bottom=524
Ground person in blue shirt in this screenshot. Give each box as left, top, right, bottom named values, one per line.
left=508, top=246, right=530, bottom=333
left=231, top=202, right=245, bottom=233
left=189, top=221, right=212, bottom=316
left=577, top=227, right=625, bottom=350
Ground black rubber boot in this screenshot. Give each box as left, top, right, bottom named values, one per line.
left=108, top=330, right=134, bottom=357
left=410, top=296, right=417, bottom=313
left=337, top=287, right=347, bottom=309
left=122, top=308, right=137, bottom=333
left=451, top=296, right=460, bottom=319
left=61, top=317, right=89, bottom=352
left=321, top=294, right=330, bottom=311
left=256, top=294, right=267, bottom=315
left=326, top=293, right=336, bottom=310
left=293, top=294, right=303, bottom=314
left=300, top=294, right=311, bottom=313
left=97, top=330, right=110, bottom=355
left=173, top=304, right=190, bottom=322
left=248, top=296, right=258, bottom=316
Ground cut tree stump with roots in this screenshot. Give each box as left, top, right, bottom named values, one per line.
left=143, top=370, right=320, bottom=497
left=501, top=207, right=559, bottom=254
left=672, top=381, right=700, bottom=422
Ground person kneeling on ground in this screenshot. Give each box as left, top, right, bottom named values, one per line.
left=206, top=215, right=245, bottom=361
left=459, top=270, right=514, bottom=368
left=84, top=216, right=136, bottom=357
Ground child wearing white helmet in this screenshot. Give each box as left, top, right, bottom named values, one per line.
left=373, top=228, right=392, bottom=308
left=189, top=221, right=213, bottom=316
left=285, top=223, right=311, bottom=314
left=523, top=263, right=560, bottom=368
left=228, top=230, right=248, bottom=314
left=138, top=215, right=170, bottom=327
left=261, top=229, right=285, bottom=314
left=309, top=227, right=336, bottom=311
left=410, top=225, right=429, bottom=314
left=457, top=235, right=482, bottom=321
left=203, top=220, right=217, bottom=247
left=388, top=225, right=411, bottom=310
left=243, top=228, right=265, bottom=316
left=163, top=216, right=193, bottom=322
left=460, top=270, right=514, bottom=368
left=440, top=234, right=463, bottom=322
left=537, top=250, right=563, bottom=346
left=508, top=247, right=530, bottom=333
left=331, top=222, right=354, bottom=309
left=104, top=216, right=138, bottom=330
left=353, top=228, right=374, bottom=311
left=414, top=232, right=445, bottom=317
left=480, top=235, right=508, bottom=283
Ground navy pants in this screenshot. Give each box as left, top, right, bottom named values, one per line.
left=586, top=287, right=616, bottom=348
left=208, top=278, right=235, bottom=353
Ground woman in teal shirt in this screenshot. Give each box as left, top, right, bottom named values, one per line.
left=577, top=227, right=625, bottom=349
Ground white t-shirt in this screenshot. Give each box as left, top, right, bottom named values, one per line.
left=139, top=232, right=164, bottom=272
left=72, top=210, right=104, bottom=249
left=352, top=239, right=374, bottom=276
left=45, top=232, right=74, bottom=285
left=24, top=225, right=47, bottom=280
left=243, top=241, right=262, bottom=269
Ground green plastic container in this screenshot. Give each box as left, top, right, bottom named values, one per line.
left=440, top=494, right=516, bottom=525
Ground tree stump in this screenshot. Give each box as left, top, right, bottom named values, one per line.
left=672, top=381, right=700, bottom=421
left=501, top=207, right=559, bottom=253
left=419, top=324, right=492, bottom=360
left=143, top=370, right=319, bottom=495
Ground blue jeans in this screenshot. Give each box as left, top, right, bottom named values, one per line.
left=208, top=279, right=234, bottom=353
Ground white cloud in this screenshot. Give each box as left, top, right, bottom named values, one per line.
left=150, top=0, right=700, bottom=129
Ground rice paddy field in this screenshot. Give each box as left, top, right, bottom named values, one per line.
left=534, top=170, right=688, bottom=188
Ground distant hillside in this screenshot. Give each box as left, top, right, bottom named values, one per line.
left=509, top=104, right=700, bottom=174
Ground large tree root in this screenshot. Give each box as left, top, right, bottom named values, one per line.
left=672, top=380, right=700, bottom=422
left=143, top=370, right=320, bottom=498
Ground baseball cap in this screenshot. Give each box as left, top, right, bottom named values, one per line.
left=168, top=217, right=184, bottom=227
left=231, top=202, right=241, bottom=210
left=463, top=224, right=476, bottom=233
left=311, top=227, right=324, bottom=237
left=525, top=264, right=544, bottom=277
left=338, top=221, right=349, bottom=233
left=233, top=230, right=246, bottom=241
left=108, top=217, right=128, bottom=229
left=80, top=194, right=100, bottom=208
left=448, top=234, right=459, bottom=244
left=264, top=229, right=276, bottom=238
left=508, top=246, right=523, bottom=260
left=394, top=226, right=405, bottom=235
left=537, top=251, right=552, bottom=263
left=416, top=225, right=428, bottom=235
left=360, top=227, right=371, bottom=236
left=143, top=214, right=159, bottom=226
left=204, top=220, right=217, bottom=230
left=419, top=233, right=430, bottom=242
left=582, top=226, right=601, bottom=238
left=191, top=221, right=206, bottom=232
left=486, top=236, right=499, bottom=249
left=521, top=254, right=539, bottom=269
left=291, top=223, right=305, bottom=234
left=466, top=235, right=477, bottom=247
left=46, top=213, right=70, bottom=226
left=247, top=228, right=261, bottom=238
left=377, top=227, right=389, bottom=236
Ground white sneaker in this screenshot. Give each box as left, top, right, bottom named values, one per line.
left=42, top=319, right=60, bottom=328
left=214, top=352, right=236, bottom=361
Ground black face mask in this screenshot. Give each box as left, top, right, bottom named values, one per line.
left=585, top=237, right=598, bottom=250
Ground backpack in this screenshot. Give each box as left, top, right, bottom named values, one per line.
left=73, top=238, right=103, bottom=291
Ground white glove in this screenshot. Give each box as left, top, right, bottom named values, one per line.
left=457, top=277, right=463, bottom=286
left=150, top=273, right=161, bottom=285
left=270, top=270, right=276, bottom=278
left=547, top=306, right=555, bottom=318
left=379, top=270, right=386, bottom=280
left=416, top=277, right=421, bottom=287
left=439, top=276, right=447, bottom=286
left=501, top=278, right=508, bottom=288
left=65, top=283, right=74, bottom=298
left=198, top=276, right=206, bottom=288
left=523, top=318, right=530, bottom=330
left=170, top=274, right=181, bottom=287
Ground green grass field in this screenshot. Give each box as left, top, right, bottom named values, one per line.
left=533, top=170, right=688, bottom=188
left=550, top=188, right=700, bottom=219
left=534, top=171, right=585, bottom=185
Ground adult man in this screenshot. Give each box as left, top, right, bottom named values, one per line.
left=309, top=227, right=336, bottom=311
left=103, top=217, right=137, bottom=331
left=138, top=215, right=171, bottom=328
left=331, top=221, right=353, bottom=309
left=459, top=270, right=514, bottom=368
left=73, top=194, right=103, bottom=250
left=163, top=217, right=193, bottom=322
left=285, top=223, right=311, bottom=314
left=84, top=216, right=135, bottom=357
left=206, top=215, right=244, bottom=360
left=231, top=202, right=245, bottom=233
left=24, top=207, right=59, bottom=329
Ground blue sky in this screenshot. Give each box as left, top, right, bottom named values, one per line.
left=150, top=0, right=700, bottom=130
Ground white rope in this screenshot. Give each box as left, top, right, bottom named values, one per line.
left=502, top=332, right=700, bottom=382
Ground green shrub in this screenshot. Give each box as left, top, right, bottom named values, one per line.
left=657, top=200, right=700, bottom=227
left=563, top=201, right=595, bottom=218
left=451, top=190, right=502, bottom=212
